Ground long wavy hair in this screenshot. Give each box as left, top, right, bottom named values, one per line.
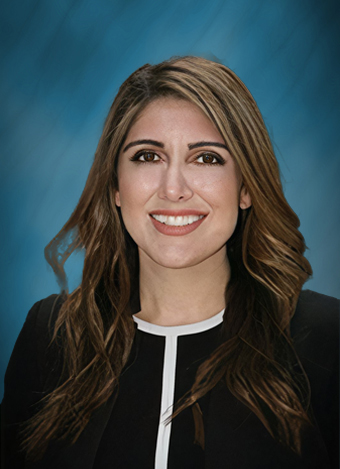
left=24, top=56, right=312, bottom=458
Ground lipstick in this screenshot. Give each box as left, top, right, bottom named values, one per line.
left=149, top=210, right=207, bottom=236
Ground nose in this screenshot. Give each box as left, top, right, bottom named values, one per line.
left=158, top=164, right=194, bottom=202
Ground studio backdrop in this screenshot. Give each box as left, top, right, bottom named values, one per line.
left=1, top=0, right=339, bottom=399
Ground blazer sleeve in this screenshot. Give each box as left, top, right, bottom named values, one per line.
left=1, top=295, right=62, bottom=469
left=292, top=289, right=340, bottom=469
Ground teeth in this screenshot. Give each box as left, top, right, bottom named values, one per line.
left=151, top=214, right=204, bottom=226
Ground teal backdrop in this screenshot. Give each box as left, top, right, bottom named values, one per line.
left=1, top=0, right=339, bottom=399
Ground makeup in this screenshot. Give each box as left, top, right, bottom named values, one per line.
left=149, top=210, right=207, bottom=236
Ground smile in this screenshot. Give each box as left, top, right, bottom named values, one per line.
left=150, top=214, right=205, bottom=226
left=149, top=211, right=207, bottom=236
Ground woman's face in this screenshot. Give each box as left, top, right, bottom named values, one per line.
left=115, top=98, right=251, bottom=270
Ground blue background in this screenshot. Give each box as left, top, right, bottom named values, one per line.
left=1, top=0, right=339, bottom=399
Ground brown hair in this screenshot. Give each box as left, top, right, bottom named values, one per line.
left=24, top=56, right=312, bottom=458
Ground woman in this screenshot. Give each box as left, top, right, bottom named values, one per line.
left=2, top=56, right=339, bottom=468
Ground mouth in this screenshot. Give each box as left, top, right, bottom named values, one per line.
left=149, top=210, right=208, bottom=236
left=150, top=213, right=205, bottom=226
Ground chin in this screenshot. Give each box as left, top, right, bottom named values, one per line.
left=150, top=247, right=225, bottom=270
left=138, top=245, right=197, bottom=270
left=155, top=258, right=197, bottom=270
left=138, top=241, right=228, bottom=271
left=150, top=252, right=194, bottom=269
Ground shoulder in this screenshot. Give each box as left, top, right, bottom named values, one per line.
left=4, top=294, right=65, bottom=396
left=293, top=289, right=339, bottom=332
left=10, top=293, right=64, bottom=355
left=291, top=289, right=339, bottom=371
left=22, top=294, right=64, bottom=338
left=24, top=293, right=64, bottom=331
left=292, top=289, right=339, bottom=338
left=292, top=290, right=339, bottom=466
left=295, top=289, right=339, bottom=318
left=2, top=295, right=65, bottom=466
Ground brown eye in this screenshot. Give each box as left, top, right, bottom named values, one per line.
left=202, top=153, right=214, bottom=164
left=131, top=151, right=161, bottom=163
left=144, top=152, right=156, bottom=162
left=196, top=152, right=224, bottom=165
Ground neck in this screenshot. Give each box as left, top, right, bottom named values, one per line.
left=136, top=248, right=229, bottom=326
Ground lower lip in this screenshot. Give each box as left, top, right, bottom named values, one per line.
left=150, top=215, right=206, bottom=236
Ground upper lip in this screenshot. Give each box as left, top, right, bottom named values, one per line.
left=149, top=209, right=208, bottom=216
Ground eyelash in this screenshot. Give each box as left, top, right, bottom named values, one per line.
left=129, top=150, right=225, bottom=166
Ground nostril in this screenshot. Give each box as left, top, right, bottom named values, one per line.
left=159, top=174, right=194, bottom=201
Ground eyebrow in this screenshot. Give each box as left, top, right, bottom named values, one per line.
left=188, top=141, right=229, bottom=151
left=123, top=139, right=229, bottom=153
left=123, top=139, right=164, bottom=152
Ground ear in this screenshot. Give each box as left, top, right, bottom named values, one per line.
left=115, top=191, right=121, bottom=207
left=239, top=185, right=252, bottom=210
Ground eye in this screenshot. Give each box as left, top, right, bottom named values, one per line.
left=130, top=150, right=161, bottom=163
left=196, top=152, right=225, bottom=165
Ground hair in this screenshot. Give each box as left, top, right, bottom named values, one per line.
left=24, top=56, right=312, bottom=458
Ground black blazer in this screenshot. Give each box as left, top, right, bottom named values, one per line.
left=1, top=290, right=339, bottom=468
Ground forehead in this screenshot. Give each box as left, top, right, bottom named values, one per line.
left=125, top=97, right=224, bottom=143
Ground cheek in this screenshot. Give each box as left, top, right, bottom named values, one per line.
left=118, top=166, right=162, bottom=206
left=116, top=171, right=160, bottom=235
left=198, top=172, right=240, bottom=206
left=117, top=174, right=146, bottom=209
left=200, top=173, right=241, bottom=238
